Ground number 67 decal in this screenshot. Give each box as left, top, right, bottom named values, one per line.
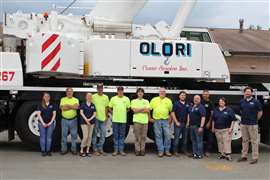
left=0, top=71, right=15, bottom=81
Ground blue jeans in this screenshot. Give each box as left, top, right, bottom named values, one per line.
left=92, top=119, right=107, bottom=151
left=38, top=121, right=55, bottom=152
left=173, top=124, right=187, bottom=153
left=190, top=126, right=204, bottom=156
left=61, top=118, right=78, bottom=152
left=112, top=122, right=126, bottom=152
left=153, top=120, right=171, bottom=153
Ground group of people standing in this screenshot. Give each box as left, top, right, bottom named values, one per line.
left=36, top=85, right=263, bottom=164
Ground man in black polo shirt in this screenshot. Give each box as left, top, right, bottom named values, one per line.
left=201, top=90, right=214, bottom=157
left=238, top=87, right=263, bottom=164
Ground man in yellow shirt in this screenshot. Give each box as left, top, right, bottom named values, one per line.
left=60, top=87, right=79, bottom=155
left=131, top=88, right=151, bottom=156
left=92, top=84, right=109, bottom=156
left=109, top=86, right=130, bottom=156
left=150, top=87, right=173, bottom=157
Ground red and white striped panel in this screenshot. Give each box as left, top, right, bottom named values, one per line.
left=41, top=34, right=61, bottom=72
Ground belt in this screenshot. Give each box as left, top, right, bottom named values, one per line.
left=63, top=116, right=77, bottom=120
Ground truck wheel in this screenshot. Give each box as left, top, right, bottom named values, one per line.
left=15, top=101, right=61, bottom=150
left=231, top=114, right=242, bottom=153
left=147, top=122, right=155, bottom=141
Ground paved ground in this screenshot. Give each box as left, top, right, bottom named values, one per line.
left=0, top=128, right=269, bottom=180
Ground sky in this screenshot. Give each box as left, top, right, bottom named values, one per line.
left=0, top=0, right=269, bottom=29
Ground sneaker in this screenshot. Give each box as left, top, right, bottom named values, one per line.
left=41, top=152, right=47, bottom=157
left=197, top=155, right=203, bottom=159
left=237, top=157, right=248, bottom=162
left=165, top=152, right=172, bottom=157
left=60, top=151, right=68, bottom=155
left=112, top=151, right=118, bottom=156
left=47, top=152, right=52, bottom=156
left=192, top=154, right=197, bottom=159
left=99, top=150, right=107, bottom=156
left=158, top=152, right=164, bottom=158
left=249, top=159, right=258, bottom=164
left=94, top=151, right=101, bottom=156
left=173, top=152, right=180, bottom=157
left=120, top=151, right=126, bottom=156
left=135, top=151, right=140, bottom=156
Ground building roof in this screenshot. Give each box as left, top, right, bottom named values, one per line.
left=209, top=28, right=270, bottom=55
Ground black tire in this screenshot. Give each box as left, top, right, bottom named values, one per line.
left=15, top=101, right=61, bottom=150
left=232, top=138, right=242, bottom=153
left=147, top=122, right=155, bottom=141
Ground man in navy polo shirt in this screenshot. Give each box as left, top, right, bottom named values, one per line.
left=238, top=87, right=263, bottom=164
left=171, top=91, right=189, bottom=156
left=187, top=95, right=206, bottom=159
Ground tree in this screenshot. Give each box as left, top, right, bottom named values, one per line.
left=256, top=25, right=262, bottom=30
left=248, top=24, right=263, bottom=30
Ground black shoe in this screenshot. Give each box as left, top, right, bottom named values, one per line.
left=197, top=155, right=203, bottom=159
left=80, top=152, right=86, bottom=157
left=218, top=154, right=226, bottom=159
left=47, top=152, right=52, bottom=156
left=225, top=156, right=232, bottom=161
left=192, top=154, right=197, bottom=159
left=41, top=152, right=47, bottom=157
left=60, top=151, right=68, bottom=155
left=249, top=159, right=258, bottom=164
left=237, top=157, right=248, bottom=162
left=140, top=151, right=145, bottom=156
left=135, top=151, right=140, bottom=156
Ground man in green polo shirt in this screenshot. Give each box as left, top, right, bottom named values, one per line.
left=109, top=86, right=130, bottom=156
left=131, top=88, right=151, bottom=156
left=150, top=87, right=173, bottom=157
left=92, top=84, right=109, bottom=156
left=60, top=87, right=79, bottom=155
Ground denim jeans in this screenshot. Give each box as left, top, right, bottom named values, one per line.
left=38, top=121, right=55, bottom=152
left=92, top=119, right=107, bottom=151
left=61, top=118, right=78, bottom=152
left=190, top=126, right=204, bottom=156
left=153, top=120, right=171, bottom=153
left=112, top=122, right=126, bottom=152
left=173, top=124, right=187, bottom=153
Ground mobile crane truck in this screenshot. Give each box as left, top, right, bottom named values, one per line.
left=0, top=0, right=269, bottom=150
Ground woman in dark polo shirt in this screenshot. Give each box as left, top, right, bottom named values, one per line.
left=79, top=93, right=96, bottom=157
left=37, top=92, right=56, bottom=156
left=212, top=97, right=236, bottom=161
